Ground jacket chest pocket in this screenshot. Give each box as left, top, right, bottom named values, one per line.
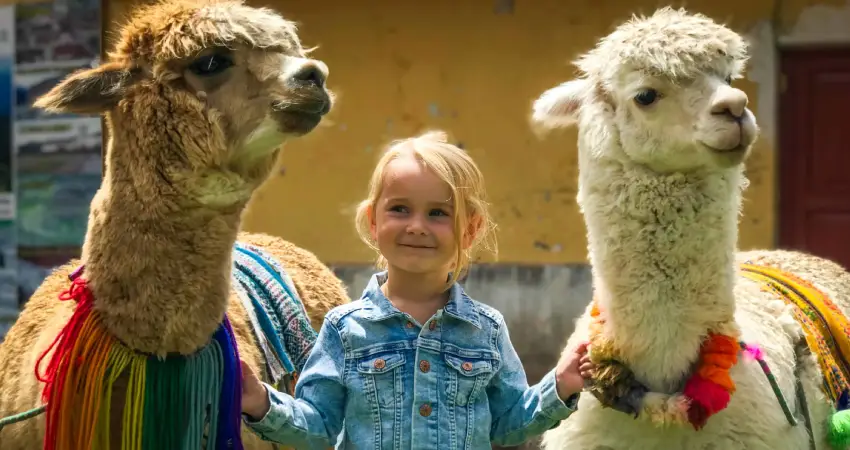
left=356, top=352, right=405, bottom=408
left=444, top=353, right=496, bottom=406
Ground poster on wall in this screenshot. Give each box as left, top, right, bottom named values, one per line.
left=14, top=0, right=102, bottom=310
left=0, top=220, right=17, bottom=341
left=0, top=4, right=16, bottom=341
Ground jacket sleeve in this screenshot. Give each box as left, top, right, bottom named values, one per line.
left=487, top=318, right=578, bottom=446
left=243, top=318, right=347, bottom=449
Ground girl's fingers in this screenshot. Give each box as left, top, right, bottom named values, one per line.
left=240, top=360, right=255, bottom=381
left=571, top=341, right=590, bottom=356
left=580, top=362, right=595, bottom=373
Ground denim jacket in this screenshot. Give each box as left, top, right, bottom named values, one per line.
left=244, top=271, right=578, bottom=449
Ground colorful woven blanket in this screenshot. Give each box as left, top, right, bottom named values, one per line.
left=231, top=242, right=318, bottom=394
left=740, top=263, right=850, bottom=412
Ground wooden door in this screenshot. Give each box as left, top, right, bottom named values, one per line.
left=779, top=48, right=850, bottom=271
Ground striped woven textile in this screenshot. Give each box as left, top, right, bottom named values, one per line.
left=231, top=242, right=318, bottom=394
left=740, top=263, right=850, bottom=412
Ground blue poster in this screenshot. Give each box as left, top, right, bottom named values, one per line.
left=0, top=5, right=14, bottom=340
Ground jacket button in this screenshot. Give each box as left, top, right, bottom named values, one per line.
left=406, top=321, right=414, bottom=328
left=374, top=358, right=386, bottom=369
left=419, top=360, right=430, bottom=373
left=429, top=321, right=437, bottom=330
left=419, top=403, right=432, bottom=417
left=461, top=362, right=473, bottom=371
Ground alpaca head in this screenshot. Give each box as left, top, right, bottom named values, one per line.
left=33, top=0, right=332, bottom=184
left=532, top=7, right=759, bottom=173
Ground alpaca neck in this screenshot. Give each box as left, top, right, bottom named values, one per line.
left=580, top=157, right=744, bottom=392
left=79, top=116, right=264, bottom=357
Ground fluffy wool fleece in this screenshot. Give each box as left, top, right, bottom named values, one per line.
left=0, top=1, right=348, bottom=449
left=533, top=7, right=850, bottom=450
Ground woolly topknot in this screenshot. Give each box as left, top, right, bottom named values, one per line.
left=108, top=0, right=303, bottom=64
left=575, top=7, right=749, bottom=84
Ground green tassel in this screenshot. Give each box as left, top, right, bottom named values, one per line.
left=828, top=409, right=850, bottom=449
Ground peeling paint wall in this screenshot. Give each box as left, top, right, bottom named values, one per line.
left=102, top=0, right=811, bottom=265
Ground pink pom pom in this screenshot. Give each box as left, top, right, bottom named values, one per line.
left=742, top=343, right=764, bottom=361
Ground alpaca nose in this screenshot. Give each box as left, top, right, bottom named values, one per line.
left=291, top=62, right=327, bottom=88
left=711, top=86, right=748, bottom=119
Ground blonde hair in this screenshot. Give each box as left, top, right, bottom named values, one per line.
left=355, top=130, right=497, bottom=286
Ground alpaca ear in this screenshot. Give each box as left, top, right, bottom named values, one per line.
left=531, top=79, right=589, bottom=130
left=33, top=62, right=140, bottom=115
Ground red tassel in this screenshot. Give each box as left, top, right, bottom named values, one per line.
left=687, top=402, right=710, bottom=430
left=34, top=277, right=95, bottom=450
left=683, top=375, right=731, bottom=430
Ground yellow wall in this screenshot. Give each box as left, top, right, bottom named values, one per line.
left=103, top=0, right=842, bottom=265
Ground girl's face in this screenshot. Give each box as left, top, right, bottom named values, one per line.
left=370, top=156, right=458, bottom=276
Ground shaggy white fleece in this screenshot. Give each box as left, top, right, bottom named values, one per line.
left=532, top=7, right=850, bottom=450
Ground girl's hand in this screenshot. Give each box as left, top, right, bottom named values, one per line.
left=555, top=341, right=595, bottom=401
left=241, top=360, right=271, bottom=421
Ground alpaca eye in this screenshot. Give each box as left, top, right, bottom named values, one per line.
left=188, top=54, right=233, bottom=76
left=633, top=89, right=658, bottom=106
left=725, top=75, right=733, bottom=85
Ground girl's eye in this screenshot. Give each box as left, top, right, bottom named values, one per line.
left=389, top=205, right=408, bottom=213
left=429, top=209, right=449, bottom=217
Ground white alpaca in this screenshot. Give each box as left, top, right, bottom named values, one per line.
left=532, top=7, right=850, bottom=450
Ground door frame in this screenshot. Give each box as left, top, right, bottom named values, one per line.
left=776, top=45, right=850, bottom=252
left=744, top=5, right=850, bottom=249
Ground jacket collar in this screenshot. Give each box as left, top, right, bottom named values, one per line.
left=360, top=271, right=481, bottom=328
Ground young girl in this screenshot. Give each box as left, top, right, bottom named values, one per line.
left=240, top=131, right=594, bottom=449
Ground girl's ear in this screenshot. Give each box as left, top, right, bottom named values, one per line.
left=462, top=214, right=483, bottom=249
left=368, top=205, right=377, bottom=241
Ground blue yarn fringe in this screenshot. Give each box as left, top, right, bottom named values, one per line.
left=213, top=316, right=244, bottom=450
left=838, top=389, right=850, bottom=411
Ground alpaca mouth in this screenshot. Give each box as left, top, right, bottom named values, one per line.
left=271, top=90, right=332, bottom=116
left=708, top=144, right=747, bottom=153
left=701, top=141, right=750, bottom=155
left=270, top=93, right=331, bottom=135
left=274, top=100, right=331, bottom=116
left=271, top=109, right=323, bottom=135
left=700, top=122, right=756, bottom=156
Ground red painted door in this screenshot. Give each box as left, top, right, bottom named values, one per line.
left=779, top=48, right=850, bottom=271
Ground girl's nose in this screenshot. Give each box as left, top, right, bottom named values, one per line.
left=406, top=216, right=428, bottom=235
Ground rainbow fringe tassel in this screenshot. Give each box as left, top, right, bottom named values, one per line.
left=34, top=266, right=244, bottom=450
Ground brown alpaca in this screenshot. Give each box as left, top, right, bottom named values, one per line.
left=0, top=0, right=349, bottom=448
